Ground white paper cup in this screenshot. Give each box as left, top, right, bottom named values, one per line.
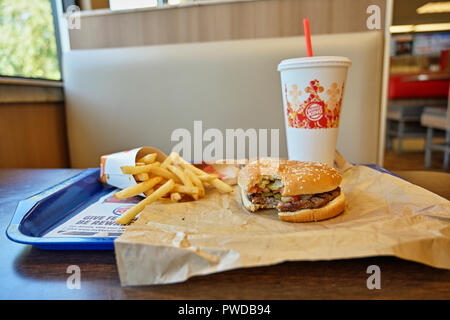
left=277, top=56, right=351, bottom=166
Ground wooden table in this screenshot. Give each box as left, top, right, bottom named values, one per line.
left=1, top=169, right=449, bottom=300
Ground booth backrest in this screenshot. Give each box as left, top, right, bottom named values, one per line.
left=64, top=31, right=384, bottom=167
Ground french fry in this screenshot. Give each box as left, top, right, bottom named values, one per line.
left=167, top=165, right=193, bottom=187
left=134, top=172, right=149, bottom=181
left=208, top=178, right=233, bottom=193
left=147, top=165, right=180, bottom=182
left=144, top=188, right=154, bottom=197
left=137, top=153, right=157, bottom=164
left=116, top=179, right=175, bottom=225
left=114, top=176, right=163, bottom=199
left=161, top=152, right=177, bottom=169
left=121, top=162, right=160, bottom=175
left=170, top=192, right=182, bottom=202
left=198, top=174, right=220, bottom=181
left=173, top=184, right=199, bottom=195
left=136, top=162, right=145, bottom=166
left=185, top=168, right=205, bottom=197
left=175, top=155, right=232, bottom=193
left=167, top=164, right=198, bottom=199
left=174, top=154, right=232, bottom=193
left=176, top=156, right=205, bottom=176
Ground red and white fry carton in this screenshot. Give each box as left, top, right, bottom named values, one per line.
left=100, top=147, right=167, bottom=189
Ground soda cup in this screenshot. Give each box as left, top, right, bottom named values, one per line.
left=277, top=56, right=351, bottom=167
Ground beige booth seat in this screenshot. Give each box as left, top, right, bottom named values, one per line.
left=63, top=31, right=384, bottom=168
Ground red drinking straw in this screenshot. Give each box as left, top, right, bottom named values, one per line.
left=303, top=18, right=313, bottom=57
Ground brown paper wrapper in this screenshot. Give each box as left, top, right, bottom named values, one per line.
left=114, top=160, right=450, bottom=286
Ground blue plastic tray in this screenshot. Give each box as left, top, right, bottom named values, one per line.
left=6, top=165, right=400, bottom=250
left=6, top=168, right=117, bottom=250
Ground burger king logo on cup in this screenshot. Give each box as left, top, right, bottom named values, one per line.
left=305, top=102, right=324, bottom=122
left=285, top=80, right=345, bottom=130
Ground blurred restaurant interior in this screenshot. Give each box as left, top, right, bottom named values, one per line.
left=0, top=0, right=449, bottom=175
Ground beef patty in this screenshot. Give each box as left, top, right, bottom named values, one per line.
left=248, top=187, right=341, bottom=212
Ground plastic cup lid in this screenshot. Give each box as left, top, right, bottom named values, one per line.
left=277, top=56, right=352, bottom=71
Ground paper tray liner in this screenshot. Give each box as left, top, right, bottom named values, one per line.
left=114, top=164, right=450, bottom=286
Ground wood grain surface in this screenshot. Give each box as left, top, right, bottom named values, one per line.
left=69, top=0, right=387, bottom=50
left=0, top=169, right=449, bottom=300
left=0, top=103, right=70, bottom=168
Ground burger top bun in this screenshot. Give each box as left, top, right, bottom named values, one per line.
left=238, top=159, right=342, bottom=196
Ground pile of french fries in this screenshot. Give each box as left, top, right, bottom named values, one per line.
left=115, top=152, right=233, bottom=225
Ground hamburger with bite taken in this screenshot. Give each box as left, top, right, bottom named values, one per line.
left=238, top=159, right=345, bottom=222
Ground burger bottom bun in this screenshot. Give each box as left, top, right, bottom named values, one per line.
left=278, top=191, right=346, bottom=222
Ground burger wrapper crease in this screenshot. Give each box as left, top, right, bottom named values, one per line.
left=114, top=157, right=450, bottom=286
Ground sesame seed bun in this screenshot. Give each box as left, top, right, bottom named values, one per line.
left=237, top=159, right=342, bottom=196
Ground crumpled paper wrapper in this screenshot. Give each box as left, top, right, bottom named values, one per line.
left=114, top=159, right=450, bottom=286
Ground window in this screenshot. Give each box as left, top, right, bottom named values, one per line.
left=0, top=0, right=61, bottom=81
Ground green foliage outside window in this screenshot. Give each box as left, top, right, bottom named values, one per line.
left=0, top=0, right=61, bottom=80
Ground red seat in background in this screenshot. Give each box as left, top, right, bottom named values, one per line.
left=389, top=74, right=449, bottom=99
